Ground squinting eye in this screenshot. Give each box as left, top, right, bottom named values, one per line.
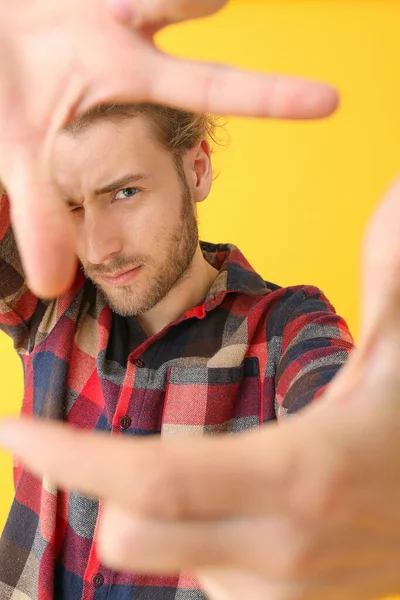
left=115, top=187, right=139, bottom=200
left=69, top=205, right=83, bottom=213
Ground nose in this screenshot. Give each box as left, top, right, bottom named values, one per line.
left=84, top=210, right=122, bottom=266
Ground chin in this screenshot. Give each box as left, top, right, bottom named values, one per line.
left=96, top=286, right=134, bottom=315
left=106, top=297, right=138, bottom=317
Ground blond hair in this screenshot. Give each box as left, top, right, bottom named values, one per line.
left=65, top=103, right=223, bottom=162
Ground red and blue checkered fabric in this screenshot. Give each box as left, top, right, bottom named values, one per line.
left=0, top=193, right=354, bottom=599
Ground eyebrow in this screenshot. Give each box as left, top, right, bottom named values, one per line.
left=94, top=173, right=149, bottom=196
left=65, top=173, right=149, bottom=207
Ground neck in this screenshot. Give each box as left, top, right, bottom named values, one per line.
left=137, top=245, right=218, bottom=338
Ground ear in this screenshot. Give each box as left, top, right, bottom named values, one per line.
left=187, top=140, right=213, bottom=204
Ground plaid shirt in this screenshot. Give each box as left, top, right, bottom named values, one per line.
left=0, top=193, right=353, bottom=600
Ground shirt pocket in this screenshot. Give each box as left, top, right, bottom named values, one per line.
left=162, top=357, right=260, bottom=437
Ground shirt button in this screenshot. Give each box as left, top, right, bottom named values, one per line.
left=134, top=358, right=145, bottom=368
left=92, top=573, right=104, bottom=588
left=119, top=415, right=132, bottom=430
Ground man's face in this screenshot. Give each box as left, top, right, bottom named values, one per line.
left=54, top=116, right=199, bottom=316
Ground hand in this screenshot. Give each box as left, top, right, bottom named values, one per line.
left=1, top=177, right=400, bottom=600
left=0, top=0, right=338, bottom=300
left=108, top=0, right=229, bottom=31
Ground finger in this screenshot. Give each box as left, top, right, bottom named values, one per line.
left=80, top=38, right=339, bottom=121
left=98, top=503, right=313, bottom=575
left=147, top=53, right=339, bottom=120
left=320, top=176, right=400, bottom=414
left=360, top=176, right=400, bottom=344
left=198, top=571, right=292, bottom=600
left=101, top=506, right=294, bottom=600
left=1, top=149, right=77, bottom=298
left=0, top=417, right=302, bottom=519
left=98, top=505, right=259, bottom=574
left=99, top=505, right=391, bottom=586
left=105, top=2, right=338, bottom=119
left=108, top=0, right=228, bottom=29
left=200, top=566, right=400, bottom=600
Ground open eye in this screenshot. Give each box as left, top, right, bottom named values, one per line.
left=115, top=187, right=140, bottom=200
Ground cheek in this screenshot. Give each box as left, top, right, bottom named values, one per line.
left=134, top=205, right=179, bottom=247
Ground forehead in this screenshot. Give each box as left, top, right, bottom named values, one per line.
left=53, top=116, right=171, bottom=195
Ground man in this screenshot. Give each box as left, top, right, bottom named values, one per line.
left=0, top=102, right=353, bottom=599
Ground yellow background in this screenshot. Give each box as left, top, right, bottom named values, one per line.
left=0, top=0, right=399, bottom=591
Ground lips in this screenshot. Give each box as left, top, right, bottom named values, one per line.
left=98, top=266, right=141, bottom=286
left=105, top=268, right=137, bottom=278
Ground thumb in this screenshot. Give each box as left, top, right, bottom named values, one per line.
left=360, top=176, right=400, bottom=345
left=1, top=147, right=77, bottom=298
left=108, top=0, right=228, bottom=30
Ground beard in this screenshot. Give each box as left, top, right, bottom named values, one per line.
left=81, top=177, right=199, bottom=317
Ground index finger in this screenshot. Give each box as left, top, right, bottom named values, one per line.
left=148, top=53, right=339, bottom=120
left=0, top=417, right=295, bottom=519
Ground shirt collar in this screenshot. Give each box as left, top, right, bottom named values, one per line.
left=200, top=241, right=271, bottom=311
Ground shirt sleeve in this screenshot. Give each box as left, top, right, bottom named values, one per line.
left=0, top=192, right=47, bottom=353
left=274, top=286, right=354, bottom=419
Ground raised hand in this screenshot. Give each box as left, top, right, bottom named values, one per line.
left=0, top=178, right=399, bottom=600
left=0, top=0, right=338, bottom=299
